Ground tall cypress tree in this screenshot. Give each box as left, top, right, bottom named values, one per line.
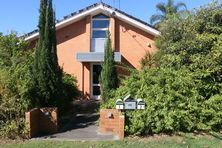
left=32, top=0, right=62, bottom=107
left=100, top=31, right=118, bottom=102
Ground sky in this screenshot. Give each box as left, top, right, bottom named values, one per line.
left=0, top=0, right=214, bottom=35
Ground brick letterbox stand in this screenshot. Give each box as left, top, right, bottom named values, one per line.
left=25, top=107, right=58, bottom=138
left=99, top=109, right=125, bottom=139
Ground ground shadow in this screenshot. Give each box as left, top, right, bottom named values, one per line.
left=58, top=113, right=99, bottom=133
left=209, top=132, right=222, bottom=140
left=37, top=100, right=101, bottom=138
left=57, top=100, right=100, bottom=133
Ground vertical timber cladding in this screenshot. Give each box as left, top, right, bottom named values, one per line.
left=99, top=109, right=125, bottom=139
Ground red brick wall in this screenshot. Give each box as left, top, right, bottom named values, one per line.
left=56, top=16, right=91, bottom=97
left=115, top=18, right=157, bottom=69
left=25, top=107, right=58, bottom=138
left=39, top=108, right=58, bottom=134
left=99, top=109, right=125, bottom=139
left=27, top=15, right=157, bottom=99
left=25, top=108, right=40, bottom=138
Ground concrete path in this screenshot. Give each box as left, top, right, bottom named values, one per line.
left=34, top=113, right=118, bottom=141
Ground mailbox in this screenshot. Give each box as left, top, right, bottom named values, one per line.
left=124, top=94, right=136, bottom=110
left=116, top=99, right=124, bottom=110
left=137, top=99, right=145, bottom=110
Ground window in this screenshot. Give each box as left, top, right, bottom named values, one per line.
left=92, top=14, right=110, bottom=39
left=92, top=30, right=107, bottom=38
left=92, top=20, right=109, bottom=28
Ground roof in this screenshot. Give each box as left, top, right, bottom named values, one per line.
left=24, top=2, right=160, bottom=41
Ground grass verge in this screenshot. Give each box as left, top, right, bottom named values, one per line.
left=0, top=133, right=221, bottom=148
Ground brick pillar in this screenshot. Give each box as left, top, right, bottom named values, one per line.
left=99, top=109, right=125, bottom=139
left=25, top=108, right=40, bottom=138
left=26, top=107, right=58, bottom=138
left=85, top=15, right=91, bottom=99
left=86, top=15, right=91, bottom=51
left=110, top=17, right=115, bottom=49
left=118, top=115, right=125, bottom=139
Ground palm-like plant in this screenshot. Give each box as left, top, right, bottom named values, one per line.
left=150, top=0, right=187, bottom=27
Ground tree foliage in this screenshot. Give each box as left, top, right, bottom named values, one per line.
left=156, top=1, right=222, bottom=99
left=99, top=32, right=118, bottom=102
left=150, top=0, right=187, bottom=28
left=32, top=0, right=63, bottom=107
left=0, top=32, right=79, bottom=138
left=103, top=1, right=222, bottom=135
left=140, top=51, right=156, bottom=69
left=0, top=33, right=33, bottom=138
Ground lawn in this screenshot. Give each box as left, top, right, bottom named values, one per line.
left=1, top=133, right=222, bottom=148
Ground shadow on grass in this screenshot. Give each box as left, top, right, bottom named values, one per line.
left=209, top=132, right=222, bottom=140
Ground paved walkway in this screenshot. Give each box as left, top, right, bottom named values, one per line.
left=34, top=113, right=118, bottom=141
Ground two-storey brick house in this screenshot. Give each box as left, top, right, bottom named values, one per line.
left=25, top=2, right=160, bottom=100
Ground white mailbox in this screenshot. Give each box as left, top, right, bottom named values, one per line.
left=137, top=99, right=145, bottom=110
left=124, top=94, right=136, bottom=110
left=116, top=99, right=124, bottom=110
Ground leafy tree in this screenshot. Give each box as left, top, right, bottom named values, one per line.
left=0, top=32, right=79, bottom=138
left=100, top=32, right=118, bottom=102
left=103, top=1, right=222, bottom=135
left=0, top=33, right=33, bottom=138
left=156, top=1, right=222, bottom=99
left=150, top=0, right=187, bottom=27
left=140, top=51, right=156, bottom=69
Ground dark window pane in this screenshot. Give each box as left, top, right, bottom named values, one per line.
left=93, top=14, right=109, bottom=19
left=93, top=20, right=110, bottom=28
left=93, top=65, right=102, bottom=84
left=92, top=30, right=107, bottom=38
left=93, top=86, right=101, bottom=95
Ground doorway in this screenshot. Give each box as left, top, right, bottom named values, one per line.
left=91, top=63, right=102, bottom=100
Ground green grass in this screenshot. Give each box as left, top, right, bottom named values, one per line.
left=1, top=133, right=222, bottom=148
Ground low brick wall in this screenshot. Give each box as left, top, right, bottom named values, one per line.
left=25, top=108, right=41, bottom=138
left=99, top=109, right=125, bottom=139
left=25, top=107, right=58, bottom=138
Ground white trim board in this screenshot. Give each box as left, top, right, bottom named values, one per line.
left=25, top=3, right=160, bottom=41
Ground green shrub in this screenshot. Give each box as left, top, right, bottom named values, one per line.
left=0, top=33, right=80, bottom=138
left=102, top=2, right=222, bottom=136
left=0, top=33, right=33, bottom=138
left=103, top=68, right=222, bottom=135
left=57, top=73, right=80, bottom=112
left=0, top=119, right=28, bottom=139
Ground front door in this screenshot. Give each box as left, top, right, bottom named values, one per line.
left=91, top=64, right=102, bottom=100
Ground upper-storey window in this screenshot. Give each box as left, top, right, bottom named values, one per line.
left=92, top=14, right=110, bottom=39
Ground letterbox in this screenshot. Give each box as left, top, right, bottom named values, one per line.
left=124, top=94, right=136, bottom=110
left=137, top=99, right=145, bottom=110
left=116, top=99, right=124, bottom=110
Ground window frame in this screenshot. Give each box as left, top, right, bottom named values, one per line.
left=92, top=19, right=110, bottom=29
left=91, top=14, right=110, bottom=39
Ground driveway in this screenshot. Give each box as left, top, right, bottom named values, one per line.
left=33, top=101, right=118, bottom=141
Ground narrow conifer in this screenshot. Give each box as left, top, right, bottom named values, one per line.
left=100, top=31, right=118, bottom=102
left=32, top=0, right=62, bottom=106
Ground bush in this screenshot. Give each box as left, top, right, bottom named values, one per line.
left=57, top=73, right=80, bottom=112
left=104, top=2, right=222, bottom=136
left=103, top=68, right=222, bottom=135
left=0, top=119, right=28, bottom=139
left=0, top=33, right=80, bottom=138
left=0, top=33, right=33, bottom=138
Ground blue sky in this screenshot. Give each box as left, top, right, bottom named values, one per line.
left=0, top=0, right=213, bottom=35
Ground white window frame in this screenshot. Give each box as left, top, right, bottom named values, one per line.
left=91, top=15, right=110, bottom=39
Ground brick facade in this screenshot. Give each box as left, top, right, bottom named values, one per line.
left=99, top=109, right=125, bottom=139
left=25, top=107, right=58, bottom=138
left=27, top=6, right=158, bottom=99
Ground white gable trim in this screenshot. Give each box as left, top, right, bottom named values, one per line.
left=25, top=4, right=160, bottom=41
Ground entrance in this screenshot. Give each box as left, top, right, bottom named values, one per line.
left=91, top=63, right=102, bottom=100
